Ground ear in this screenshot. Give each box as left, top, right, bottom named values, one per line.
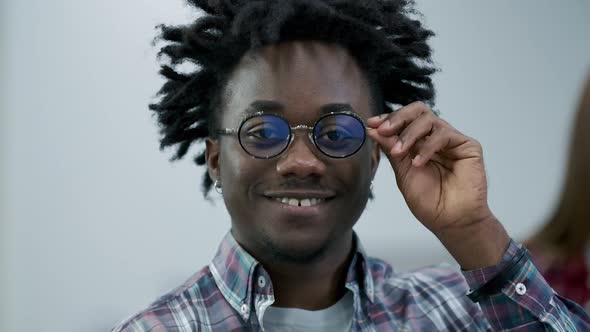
left=205, top=138, right=221, bottom=182
left=370, top=139, right=380, bottom=181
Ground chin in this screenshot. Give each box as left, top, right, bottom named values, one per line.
left=262, top=231, right=331, bottom=264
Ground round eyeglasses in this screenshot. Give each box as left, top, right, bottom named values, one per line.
left=217, top=111, right=369, bottom=159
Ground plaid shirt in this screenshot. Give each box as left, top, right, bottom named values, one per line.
left=113, top=233, right=590, bottom=331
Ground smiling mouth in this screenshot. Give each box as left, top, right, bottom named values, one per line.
left=273, top=197, right=325, bottom=207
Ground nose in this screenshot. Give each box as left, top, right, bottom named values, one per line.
left=275, top=132, right=327, bottom=178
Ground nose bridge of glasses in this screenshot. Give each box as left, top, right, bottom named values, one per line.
left=290, top=124, right=314, bottom=132
left=283, top=124, right=322, bottom=159
left=289, top=124, right=316, bottom=145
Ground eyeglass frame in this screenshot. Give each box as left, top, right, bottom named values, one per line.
left=216, top=110, right=371, bottom=159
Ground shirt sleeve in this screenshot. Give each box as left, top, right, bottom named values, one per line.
left=462, top=239, right=590, bottom=331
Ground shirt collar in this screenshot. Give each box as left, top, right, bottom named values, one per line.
left=209, top=231, right=259, bottom=316
left=209, top=231, right=376, bottom=315
left=346, top=234, right=376, bottom=302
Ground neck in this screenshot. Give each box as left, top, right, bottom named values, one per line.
left=263, top=233, right=355, bottom=310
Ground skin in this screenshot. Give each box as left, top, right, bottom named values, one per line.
left=206, top=42, right=380, bottom=309
left=366, top=105, right=509, bottom=270
left=206, top=41, right=510, bottom=310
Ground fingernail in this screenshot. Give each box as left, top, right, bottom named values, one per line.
left=393, top=141, right=403, bottom=152
left=368, top=113, right=388, bottom=121
left=413, top=155, right=421, bottom=166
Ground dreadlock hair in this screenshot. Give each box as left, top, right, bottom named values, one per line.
left=151, top=0, right=437, bottom=197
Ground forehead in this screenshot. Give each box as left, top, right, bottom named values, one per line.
left=221, top=41, right=373, bottom=125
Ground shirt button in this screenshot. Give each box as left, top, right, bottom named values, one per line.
left=258, top=276, right=266, bottom=288
left=515, top=283, right=527, bottom=295
left=240, top=304, right=250, bottom=315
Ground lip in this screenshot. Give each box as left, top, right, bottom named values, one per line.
left=262, top=190, right=336, bottom=200
left=263, top=196, right=330, bottom=217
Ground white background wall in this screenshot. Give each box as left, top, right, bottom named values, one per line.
left=1, top=1, right=589, bottom=331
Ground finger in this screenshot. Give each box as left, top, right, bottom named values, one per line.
left=367, top=128, right=413, bottom=176
left=366, top=101, right=434, bottom=128
left=390, top=111, right=437, bottom=157
left=367, top=128, right=397, bottom=154
left=366, top=113, right=390, bottom=128
left=411, top=128, right=479, bottom=167
left=374, top=101, right=431, bottom=137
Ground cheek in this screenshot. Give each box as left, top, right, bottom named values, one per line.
left=352, top=144, right=374, bottom=171
left=325, top=158, right=370, bottom=194
left=219, top=143, right=245, bottom=190
left=218, top=142, right=268, bottom=197
left=345, top=147, right=374, bottom=189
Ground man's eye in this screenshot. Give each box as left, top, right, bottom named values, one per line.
left=247, top=127, right=281, bottom=139
left=323, top=131, right=343, bottom=141
left=318, top=127, right=352, bottom=141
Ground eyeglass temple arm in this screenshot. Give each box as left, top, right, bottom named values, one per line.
left=216, top=128, right=238, bottom=135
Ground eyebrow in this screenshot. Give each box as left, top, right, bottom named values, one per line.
left=243, top=101, right=356, bottom=116
left=243, top=100, right=284, bottom=115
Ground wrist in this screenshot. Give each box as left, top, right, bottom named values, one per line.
left=435, top=214, right=510, bottom=270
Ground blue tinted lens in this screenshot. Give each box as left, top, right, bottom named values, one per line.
left=238, top=114, right=290, bottom=158
left=314, top=114, right=365, bottom=157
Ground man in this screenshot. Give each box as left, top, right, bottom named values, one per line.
left=114, top=0, right=590, bottom=330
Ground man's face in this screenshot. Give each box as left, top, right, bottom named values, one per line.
left=207, top=41, right=380, bottom=263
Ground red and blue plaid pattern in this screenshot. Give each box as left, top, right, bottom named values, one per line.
left=113, top=233, right=590, bottom=331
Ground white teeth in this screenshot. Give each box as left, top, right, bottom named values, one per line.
left=274, top=197, right=324, bottom=207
